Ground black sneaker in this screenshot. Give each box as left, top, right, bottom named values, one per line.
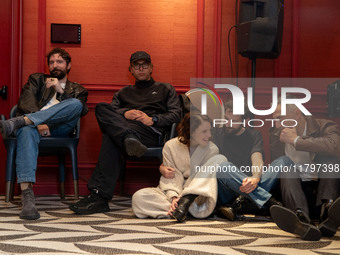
left=270, top=205, right=321, bottom=241
left=69, top=190, right=110, bottom=215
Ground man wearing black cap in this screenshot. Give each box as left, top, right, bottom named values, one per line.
left=69, top=51, right=182, bottom=215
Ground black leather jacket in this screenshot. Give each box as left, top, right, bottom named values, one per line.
left=17, top=73, right=88, bottom=117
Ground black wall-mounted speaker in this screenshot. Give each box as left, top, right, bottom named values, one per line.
left=237, top=0, right=284, bottom=59
left=51, top=23, right=81, bottom=44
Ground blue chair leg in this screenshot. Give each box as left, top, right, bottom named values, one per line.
left=5, top=181, right=14, bottom=203
left=69, top=146, right=79, bottom=200
left=5, top=142, right=16, bottom=202
left=120, top=160, right=126, bottom=196
left=59, top=154, right=66, bottom=200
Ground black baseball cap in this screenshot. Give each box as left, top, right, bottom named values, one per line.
left=130, top=51, right=151, bottom=63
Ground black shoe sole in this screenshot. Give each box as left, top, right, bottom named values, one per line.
left=270, top=205, right=321, bottom=241
left=319, top=197, right=340, bottom=237
left=124, top=138, right=147, bottom=158
left=69, top=203, right=110, bottom=215
left=20, top=213, right=40, bottom=220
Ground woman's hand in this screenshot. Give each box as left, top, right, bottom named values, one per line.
left=159, top=164, right=175, bottom=179
left=167, top=196, right=180, bottom=216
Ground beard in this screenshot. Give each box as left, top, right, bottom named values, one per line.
left=50, top=68, right=67, bottom=80
left=224, top=125, right=243, bottom=136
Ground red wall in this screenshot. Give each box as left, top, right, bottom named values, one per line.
left=0, top=0, right=12, bottom=191
left=298, top=0, right=340, bottom=77
left=1, top=0, right=340, bottom=196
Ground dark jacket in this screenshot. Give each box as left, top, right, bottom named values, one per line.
left=269, top=116, right=340, bottom=163
left=17, top=73, right=88, bottom=117
left=110, top=78, right=181, bottom=132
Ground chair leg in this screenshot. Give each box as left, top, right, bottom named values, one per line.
left=59, top=154, right=66, bottom=200
left=120, top=158, right=127, bottom=196
left=9, top=182, right=15, bottom=201
left=69, top=147, right=79, bottom=200
left=73, top=180, right=79, bottom=200
left=5, top=141, right=16, bottom=202
left=119, top=179, right=124, bottom=196
left=60, top=182, right=65, bottom=200
left=5, top=181, right=13, bottom=202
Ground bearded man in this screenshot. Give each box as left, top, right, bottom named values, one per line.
left=0, top=47, right=88, bottom=220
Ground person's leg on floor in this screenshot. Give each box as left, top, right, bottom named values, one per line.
left=16, top=126, right=41, bottom=220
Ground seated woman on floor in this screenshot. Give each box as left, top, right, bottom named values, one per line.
left=132, top=112, right=227, bottom=222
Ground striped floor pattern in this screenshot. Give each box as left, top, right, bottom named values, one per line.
left=0, top=195, right=339, bottom=254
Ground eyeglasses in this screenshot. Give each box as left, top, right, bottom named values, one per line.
left=131, top=62, right=150, bottom=70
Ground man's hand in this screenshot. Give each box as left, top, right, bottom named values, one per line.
left=45, top=78, right=64, bottom=94
left=124, top=110, right=142, bottom=120
left=160, top=164, right=175, bottom=179
left=124, top=110, right=152, bottom=125
left=279, top=127, right=298, bottom=145
left=239, top=177, right=260, bottom=194
left=135, top=111, right=153, bottom=126
left=167, top=196, right=180, bottom=216
left=37, top=124, right=51, bottom=137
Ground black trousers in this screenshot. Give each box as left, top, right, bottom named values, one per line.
left=280, top=156, right=340, bottom=217
left=87, top=103, right=161, bottom=200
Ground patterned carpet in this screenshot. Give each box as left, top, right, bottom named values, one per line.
left=0, top=195, right=339, bottom=255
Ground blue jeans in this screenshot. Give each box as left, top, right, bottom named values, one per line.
left=15, top=98, right=83, bottom=183
left=217, top=156, right=293, bottom=208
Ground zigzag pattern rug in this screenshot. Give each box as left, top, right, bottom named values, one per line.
left=0, top=195, right=339, bottom=255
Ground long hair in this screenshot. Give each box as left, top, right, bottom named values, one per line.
left=177, top=112, right=211, bottom=147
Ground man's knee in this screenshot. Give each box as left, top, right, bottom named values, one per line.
left=16, top=126, right=39, bottom=140
left=132, top=189, right=143, bottom=203
left=67, top=98, right=83, bottom=113
left=132, top=188, right=154, bottom=206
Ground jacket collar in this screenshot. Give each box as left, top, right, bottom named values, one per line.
left=304, top=116, right=320, bottom=137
